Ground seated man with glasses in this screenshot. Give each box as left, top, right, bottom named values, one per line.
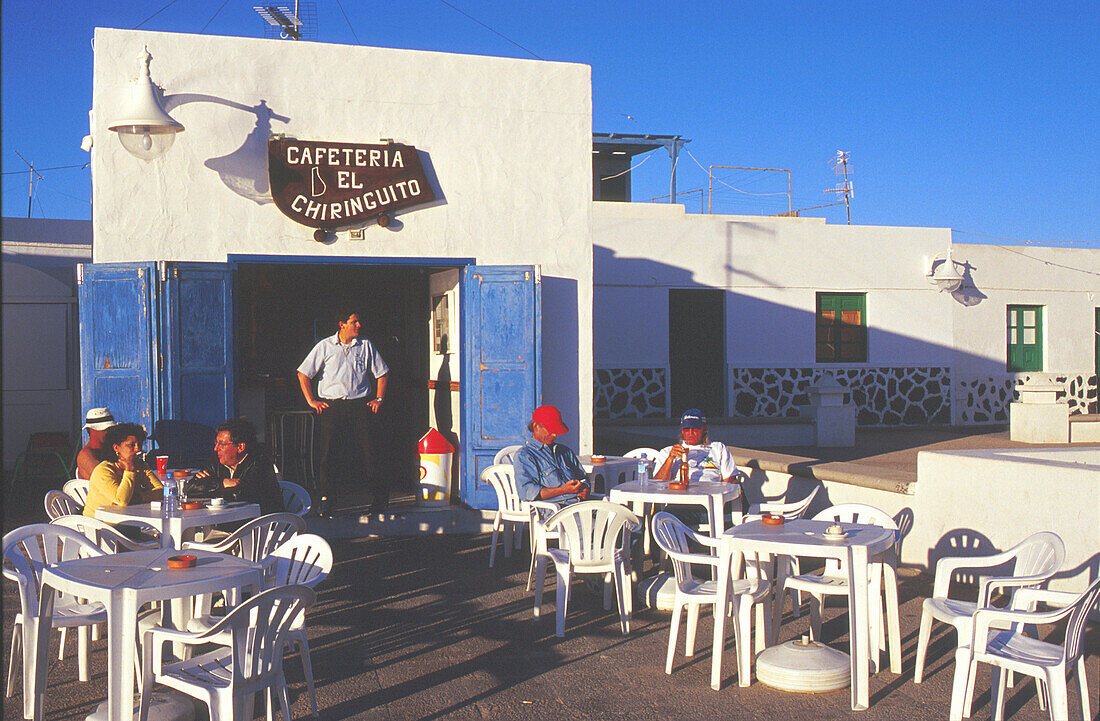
left=188, top=418, right=285, bottom=516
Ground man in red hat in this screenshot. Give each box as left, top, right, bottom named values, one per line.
left=514, top=404, right=589, bottom=506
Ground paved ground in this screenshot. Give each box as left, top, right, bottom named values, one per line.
left=4, top=426, right=1097, bottom=720
left=4, top=531, right=1097, bottom=721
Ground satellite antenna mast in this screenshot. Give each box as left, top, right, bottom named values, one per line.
left=254, top=1, right=317, bottom=40
left=824, top=150, right=853, bottom=224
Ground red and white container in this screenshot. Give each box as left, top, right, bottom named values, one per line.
left=417, top=429, right=455, bottom=507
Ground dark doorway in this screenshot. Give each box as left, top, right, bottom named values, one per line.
left=235, top=262, right=436, bottom=497
left=668, top=288, right=726, bottom=418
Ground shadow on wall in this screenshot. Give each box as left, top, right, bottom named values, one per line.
left=591, top=242, right=1077, bottom=425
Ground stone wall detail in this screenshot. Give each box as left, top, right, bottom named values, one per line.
left=596, top=366, right=1096, bottom=424
left=957, top=373, right=1097, bottom=424
left=729, top=366, right=952, bottom=426
left=594, top=368, right=667, bottom=419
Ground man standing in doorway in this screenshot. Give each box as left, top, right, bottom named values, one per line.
left=297, top=308, right=390, bottom=516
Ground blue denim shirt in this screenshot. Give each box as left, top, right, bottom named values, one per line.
left=514, top=439, right=587, bottom=505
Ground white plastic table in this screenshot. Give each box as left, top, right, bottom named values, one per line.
left=33, top=548, right=262, bottom=721
left=713, top=519, right=895, bottom=710
left=579, top=455, right=637, bottom=494
left=610, top=478, right=743, bottom=538
left=96, top=501, right=261, bottom=550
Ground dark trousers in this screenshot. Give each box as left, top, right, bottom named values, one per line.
left=314, top=397, right=386, bottom=503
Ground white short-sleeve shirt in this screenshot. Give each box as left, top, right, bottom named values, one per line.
left=654, top=441, right=738, bottom=483
left=297, top=333, right=389, bottom=401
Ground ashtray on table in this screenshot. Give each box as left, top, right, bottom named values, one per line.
left=167, top=554, right=197, bottom=569
left=180, top=501, right=205, bottom=511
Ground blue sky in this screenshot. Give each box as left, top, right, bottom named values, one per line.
left=3, top=1, right=1097, bottom=246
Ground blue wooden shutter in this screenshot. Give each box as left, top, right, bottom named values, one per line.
left=78, top=263, right=159, bottom=434
left=160, top=263, right=235, bottom=428
left=460, top=265, right=541, bottom=509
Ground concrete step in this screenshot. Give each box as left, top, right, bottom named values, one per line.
left=1069, top=413, right=1100, bottom=443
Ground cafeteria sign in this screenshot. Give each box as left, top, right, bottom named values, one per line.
left=268, top=138, right=436, bottom=229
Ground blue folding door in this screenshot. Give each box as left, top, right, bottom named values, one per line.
left=78, top=263, right=159, bottom=433
left=78, top=262, right=234, bottom=438
left=460, top=265, right=541, bottom=509
left=160, top=263, right=235, bottom=428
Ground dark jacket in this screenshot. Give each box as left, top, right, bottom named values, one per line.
left=187, top=453, right=286, bottom=516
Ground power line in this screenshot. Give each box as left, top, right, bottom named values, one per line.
left=994, top=245, right=1100, bottom=278
left=2, top=162, right=88, bottom=175
left=334, top=0, right=361, bottom=45
left=434, top=0, right=543, bottom=60
left=132, top=0, right=180, bottom=29
left=953, top=229, right=1097, bottom=246
left=199, top=0, right=231, bottom=34
left=599, top=149, right=656, bottom=181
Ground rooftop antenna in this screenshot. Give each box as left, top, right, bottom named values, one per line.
left=824, top=150, right=853, bottom=224
left=254, top=2, right=317, bottom=40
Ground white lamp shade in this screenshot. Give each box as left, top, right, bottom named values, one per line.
left=108, top=48, right=183, bottom=161
left=928, top=251, right=964, bottom=292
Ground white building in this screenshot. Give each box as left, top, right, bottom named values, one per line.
left=593, top=202, right=1099, bottom=429
left=31, top=26, right=1098, bottom=509
left=1, top=218, right=91, bottom=469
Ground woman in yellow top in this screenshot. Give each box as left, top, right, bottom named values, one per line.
left=84, top=422, right=163, bottom=521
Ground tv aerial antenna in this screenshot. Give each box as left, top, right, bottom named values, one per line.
left=254, top=1, right=317, bottom=41
left=824, top=150, right=853, bottom=224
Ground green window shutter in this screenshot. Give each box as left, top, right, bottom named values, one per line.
left=1007, top=305, right=1043, bottom=372
left=817, top=293, right=866, bottom=363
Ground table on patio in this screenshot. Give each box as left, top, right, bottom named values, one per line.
left=579, top=455, right=637, bottom=494
left=32, top=548, right=263, bottom=721
left=95, top=501, right=260, bottom=550
left=610, top=479, right=742, bottom=607
left=712, top=518, right=895, bottom=710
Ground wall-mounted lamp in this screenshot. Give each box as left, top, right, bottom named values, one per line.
left=926, top=249, right=965, bottom=293
left=107, top=47, right=184, bottom=161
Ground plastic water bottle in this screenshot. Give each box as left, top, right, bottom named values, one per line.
left=637, top=458, right=649, bottom=486
left=162, top=473, right=178, bottom=518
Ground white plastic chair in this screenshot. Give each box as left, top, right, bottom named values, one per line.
left=493, top=444, right=523, bottom=466
left=531, top=500, right=640, bottom=637
left=3, top=524, right=107, bottom=719
left=481, top=464, right=557, bottom=571
left=963, top=576, right=1100, bottom=721
left=43, top=489, right=82, bottom=519
left=913, top=531, right=1065, bottom=721
left=744, top=486, right=820, bottom=617
left=183, top=513, right=305, bottom=616
left=279, top=481, right=312, bottom=517
left=139, top=584, right=316, bottom=721
left=651, top=512, right=772, bottom=685
left=623, top=447, right=660, bottom=462
left=782, top=503, right=902, bottom=674
left=187, top=533, right=332, bottom=718
left=50, top=514, right=159, bottom=553
left=183, top=512, right=306, bottom=563
left=745, top=485, right=819, bottom=521
left=62, top=478, right=91, bottom=507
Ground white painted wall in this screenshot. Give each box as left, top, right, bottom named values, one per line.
left=593, top=201, right=954, bottom=375
left=949, top=243, right=1100, bottom=380
left=90, top=29, right=594, bottom=450
left=2, top=218, right=92, bottom=468
left=746, top=447, right=1100, bottom=593
left=914, top=447, right=1100, bottom=592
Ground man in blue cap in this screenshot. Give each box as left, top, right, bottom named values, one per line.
left=653, top=408, right=739, bottom=485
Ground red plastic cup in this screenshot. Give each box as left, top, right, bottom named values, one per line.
left=156, top=455, right=169, bottom=477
